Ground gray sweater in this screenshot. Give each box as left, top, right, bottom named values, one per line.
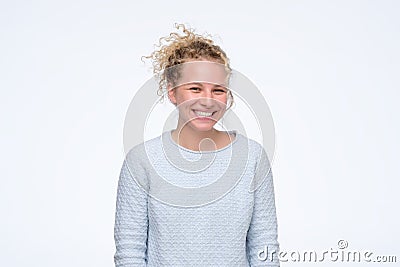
left=114, top=130, right=280, bottom=266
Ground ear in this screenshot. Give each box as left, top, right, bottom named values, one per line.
left=226, top=90, right=234, bottom=110
left=167, top=83, right=177, bottom=105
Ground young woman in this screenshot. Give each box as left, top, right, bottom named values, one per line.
left=114, top=24, right=280, bottom=266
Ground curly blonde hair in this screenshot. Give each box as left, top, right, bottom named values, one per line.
left=142, top=23, right=234, bottom=108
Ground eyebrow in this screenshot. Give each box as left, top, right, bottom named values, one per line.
left=184, top=82, right=227, bottom=89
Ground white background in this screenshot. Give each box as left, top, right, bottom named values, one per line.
left=1, top=0, right=399, bottom=266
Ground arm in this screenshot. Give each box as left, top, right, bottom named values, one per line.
left=246, top=148, right=280, bottom=267
left=114, top=158, right=149, bottom=267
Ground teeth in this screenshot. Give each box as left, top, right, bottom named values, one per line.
left=195, top=110, right=213, bottom=117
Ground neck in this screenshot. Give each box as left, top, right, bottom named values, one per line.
left=171, top=123, right=221, bottom=151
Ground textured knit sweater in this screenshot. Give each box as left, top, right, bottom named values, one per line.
left=114, top=130, right=280, bottom=266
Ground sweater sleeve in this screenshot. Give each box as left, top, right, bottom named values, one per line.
left=114, top=158, right=149, bottom=267
left=246, top=147, right=280, bottom=267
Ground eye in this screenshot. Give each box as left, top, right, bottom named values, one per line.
left=213, top=88, right=227, bottom=94
left=189, top=87, right=201, bottom=92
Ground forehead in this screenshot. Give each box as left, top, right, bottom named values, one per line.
left=175, top=61, right=229, bottom=87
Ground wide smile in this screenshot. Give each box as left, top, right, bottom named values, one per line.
left=192, top=110, right=217, bottom=120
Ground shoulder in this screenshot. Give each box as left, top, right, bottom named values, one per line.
left=235, top=132, right=273, bottom=189
left=125, top=133, right=164, bottom=163
left=121, top=134, right=165, bottom=191
left=235, top=132, right=267, bottom=163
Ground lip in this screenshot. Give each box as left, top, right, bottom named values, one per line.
left=192, top=109, right=217, bottom=120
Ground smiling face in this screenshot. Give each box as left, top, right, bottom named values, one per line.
left=167, top=61, right=230, bottom=132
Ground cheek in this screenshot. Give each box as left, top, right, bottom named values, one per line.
left=216, top=95, right=228, bottom=106
left=175, top=95, right=196, bottom=109
left=174, top=90, right=189, bottom=102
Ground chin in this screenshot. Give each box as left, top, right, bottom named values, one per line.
left=189, top=121, right=217, bottom=132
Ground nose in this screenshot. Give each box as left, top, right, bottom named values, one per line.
left=198, top=90, right=214, bottom=107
